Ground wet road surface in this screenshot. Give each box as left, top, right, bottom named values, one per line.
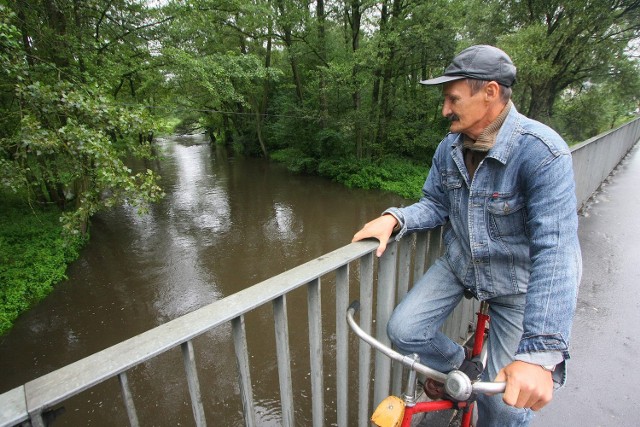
left=532, top=142, right=640, bottom=426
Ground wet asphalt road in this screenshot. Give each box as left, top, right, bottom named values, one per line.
left=532, top=142, right=640, bottom=426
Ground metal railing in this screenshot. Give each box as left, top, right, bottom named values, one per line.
left=0, top=230, right=450, bottom=427
left=2, top=115, right=639, bottom=427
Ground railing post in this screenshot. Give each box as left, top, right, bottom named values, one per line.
left=391, top=236, right=414, bottom=396
left=29, top=412, right=45, bottom=427
left=232, top=315, right=256, bottom=427
left=273, top=296, right=295, bottom=427
left=118, top=371, right=140, bottom=427
left=373, top=240, right=398, bottom=407
left=335, top=265, right=349, bottom=427
left=358, top=251, right=374, bottom=427
left=181, top=340, right=206, bottom=427
left=307, top=278, right=324, bottom=427
left=413, top=231, right=428, bottom=279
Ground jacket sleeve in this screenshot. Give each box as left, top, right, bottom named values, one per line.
left=516, top=148, right=582, bottom=369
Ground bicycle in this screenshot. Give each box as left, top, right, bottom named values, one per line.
left=346, top=299, right=505, bottom=427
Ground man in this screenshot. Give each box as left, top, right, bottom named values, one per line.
left=352, top=45, right=581, bottom=426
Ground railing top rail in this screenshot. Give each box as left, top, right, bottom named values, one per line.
left=0, top=386, right=27, bottom=427
left=21, top=240, right=378, bottom=416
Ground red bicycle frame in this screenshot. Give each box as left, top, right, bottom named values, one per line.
left=459, top=301, right=490, bottom=427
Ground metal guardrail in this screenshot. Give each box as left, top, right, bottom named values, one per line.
left=0, top=232, right=447, bottom=427
left=2, top=116, right=639, bottom=427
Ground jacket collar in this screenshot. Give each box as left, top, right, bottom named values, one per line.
left=450, top=103, right=520, bottom=166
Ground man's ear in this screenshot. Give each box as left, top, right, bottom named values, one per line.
left=484, top=81, right=500, bottom=101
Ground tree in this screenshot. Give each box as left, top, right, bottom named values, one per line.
left=157, top=0, right=281, bottom=157
left=1, top=1, right=165, bottom=235
left=489, top=0, right=640, bottom=122
left=8, top=0, right=634, bottom=205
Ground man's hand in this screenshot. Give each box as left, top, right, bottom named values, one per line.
left=352, top=214, right=398, bottom=257
left=494, top=360, right=554, bottom=411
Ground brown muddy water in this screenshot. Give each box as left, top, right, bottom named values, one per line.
left=0, top=134, right=409, bottom=426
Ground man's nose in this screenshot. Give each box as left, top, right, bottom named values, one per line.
left=442, top=101, right=451, bottom=118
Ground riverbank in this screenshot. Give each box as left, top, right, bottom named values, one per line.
left=0, top=192, right=85, bottom=335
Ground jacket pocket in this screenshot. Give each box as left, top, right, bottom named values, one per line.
left=443, top=171, right=463, bottom=217
left=487, top=193, right=527, bottom=238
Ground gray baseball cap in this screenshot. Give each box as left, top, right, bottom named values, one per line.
left=420, top=45, right=516, bottom=87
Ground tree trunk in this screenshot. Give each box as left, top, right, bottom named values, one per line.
left=526, top=82, right=556, bottom=123
left=373, top=0, right=401, bottom=153
left=317, top=0, right=328, bottom=127
left=286, top=34, right=304, bottom=105
left=42, top=0, right=70, bottom=69
left=15, top=0, right=35, bottom=68
left=369, top=1, right=387, bottom=148
left=276, top=0, right=304, bottom=105
left=349, top=0, right=363, bottom=159
left=255, top=27, right=273, bottom=159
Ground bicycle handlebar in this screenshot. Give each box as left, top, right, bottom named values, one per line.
left=346, top=300, right=505, bottom=400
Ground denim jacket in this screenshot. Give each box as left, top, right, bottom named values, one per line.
left=386, top=105, right=582, bottom=364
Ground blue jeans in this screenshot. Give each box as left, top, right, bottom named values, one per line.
left=387, top=256, right=534, bottom=426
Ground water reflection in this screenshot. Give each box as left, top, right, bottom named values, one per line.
left=265, top=202, right=301, bottom=242
left=169, top=137, right=232, bottom=236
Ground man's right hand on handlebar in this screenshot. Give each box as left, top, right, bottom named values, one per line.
left=495, top=361, right=554, bottom=411
left=352, top=214, right=398, bottom=257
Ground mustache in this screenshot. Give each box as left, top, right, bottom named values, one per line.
left=446, top=114, right=460, bottom=122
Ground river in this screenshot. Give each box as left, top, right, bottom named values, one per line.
left=0, top=134, right=408, bottom=426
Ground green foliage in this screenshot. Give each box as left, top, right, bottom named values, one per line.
left=1, top=4, right=164, bottom=236
left=155, top=117, right=183, bottom=136
left=553, top=73, right=640, bottom=144
left=491, top=0, right=640, bottom=122
left=0, top=193, right=85, bottom=335
left=3, top=79, right=165, bottom=235
left=99, top=0, right=640, bottom=165
left=1, top=0, right=637, bottom=207
left=270, top=148, right=429, bottom=200
left=317, top=157, right=428, bottom=200
left=270, top=147, right=319, bottom=174
left=163, top=48, right=273, bottom=107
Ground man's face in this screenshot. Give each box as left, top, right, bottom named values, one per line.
left=442, top=80, right=492, bottom=139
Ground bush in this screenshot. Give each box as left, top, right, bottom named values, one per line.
left=318, top=157, right=429, bottom=200
left=270, top=148, right=319, bottom=174
left=271, top=149, right=429, bottom=199
left=0, top=193, right=85, bottom=335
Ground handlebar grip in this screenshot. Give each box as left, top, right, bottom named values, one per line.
left=348, top=300, right=360, bottom=313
